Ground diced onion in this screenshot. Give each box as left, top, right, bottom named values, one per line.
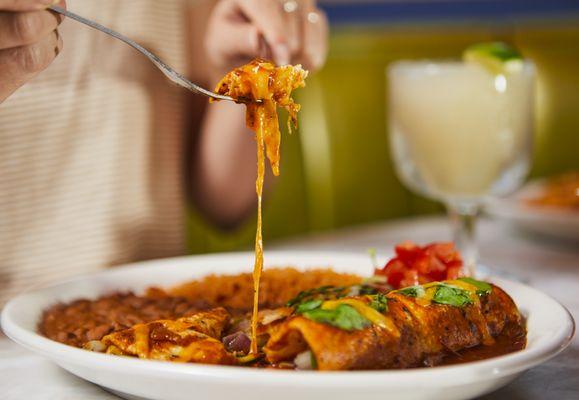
left=222, top=331, right=251, bottom=353
left=294, top=350, right=313, bottom=370
left=260, top=308, right=292, bottom=325
left=84, top=340, right=106, bottom=352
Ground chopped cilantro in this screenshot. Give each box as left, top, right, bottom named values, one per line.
left=296, top=299, right=323, bottom=314
left=397, top=285, right=425, bottom=298
left=432, top=284, right=473, bottom=307
left=358, top=284, right=379, bottom=295
left=310, top=351, right=318, bottom=370
left=302, top=304, right=370, bottom=331
left=369, top=293, right=388, bottom=312
left=287, top=284, right=378, bottom=307
left=458, top=277, right=492, bottom=296
left=286, top=286, right=336, bottom=307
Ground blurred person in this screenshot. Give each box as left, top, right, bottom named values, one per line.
left=0, top=0, right=328, bottom=305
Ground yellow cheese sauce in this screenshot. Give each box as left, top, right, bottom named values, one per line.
left=133, top=324, right=150, bottom=358
left=394, top=280, right=494, bottom=345
left=213, top=59, right=307, bottom=355
left=397, top=280, right=481, bottom=307
left=321, top=298, right=399, bottom=336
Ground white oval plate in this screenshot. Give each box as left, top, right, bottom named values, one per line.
left=1, top=251, right=575, bottom=400
left=486, top=179, right=579, bottom=242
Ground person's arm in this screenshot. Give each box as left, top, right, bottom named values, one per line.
left=188, top=0, right=328, bottom=229
left=192, top=99, right=260, bottom=229
left=0, top=0, right=65, bottom=104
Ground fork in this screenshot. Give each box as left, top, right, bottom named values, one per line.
left=49, top=5, right=235, bottom=102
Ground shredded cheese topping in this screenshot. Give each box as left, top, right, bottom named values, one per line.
left=321, top=299, right=399, bottom=336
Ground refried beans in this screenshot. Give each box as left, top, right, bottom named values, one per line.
left=39, top=268, right=362, bottom=348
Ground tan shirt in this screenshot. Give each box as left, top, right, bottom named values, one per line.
left=0, top=0, right=193, bottom=305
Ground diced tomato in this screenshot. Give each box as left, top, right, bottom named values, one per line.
left=425, top=242, right=462, bottom=266
left=376, top=259, right=406, bottom=288
left=446, top=266, right=463, bottom=280
left=394, top=241, right=422, bottom=265
left=375, top=241, right=464, bottom=289
left=401, top=269, right=419, bottom=288
left=414, top=255, right=433, bottom=274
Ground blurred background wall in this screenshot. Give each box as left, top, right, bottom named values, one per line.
left=186, top=0, right=579, bottom=253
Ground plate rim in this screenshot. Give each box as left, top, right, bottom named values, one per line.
left=1, top=250, right=575, bottom=386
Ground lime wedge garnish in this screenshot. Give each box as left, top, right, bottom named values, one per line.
left=463, top=42, right=524, bottom=74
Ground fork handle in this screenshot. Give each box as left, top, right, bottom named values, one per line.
left=49, top=5, right=234, bottom=102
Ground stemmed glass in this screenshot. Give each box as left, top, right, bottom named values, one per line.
left=387, top=58, right=535, bottom=274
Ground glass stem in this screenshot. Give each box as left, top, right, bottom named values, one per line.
left=448, top=204, right=479, bottom=277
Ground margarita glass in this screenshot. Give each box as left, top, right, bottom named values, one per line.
left=388, top=45, right=535, bottom=272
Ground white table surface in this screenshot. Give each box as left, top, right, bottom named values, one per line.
left=1, top=216, right=577, bottom=400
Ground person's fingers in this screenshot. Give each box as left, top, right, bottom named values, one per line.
left=256, top=34, right=274, bottom=62
left=0, top=0, right=59, bottom=12
left=281, top=0, right=301, bottom=57
left=55, top=27, right=63, bottom=54
left=233, top=0, right=290, bottom=65
left=0, top=9, right=62, bottom=49
left=298, top=6, right=328, bottom=71
left=206, top=17, right=260, bottom=68
left=0, top=28, right=62, bottom=75
left=206, top=0, right=328, bottom=72
left=0, top=29, right=61, bottom=102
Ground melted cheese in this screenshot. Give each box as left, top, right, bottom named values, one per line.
left=321, top=299, right=399, bottom=336
left=444, top=279, right=479, bottom=293
left=250, top=103, right=266, bottom=355
left=445, top=280, right=494, bottom=345
left=133, top=324, right=150, bottom=358
left=174, top=334, right=215, bottom=362
left=403, top=280, right=481, bottom=307
left=396, top=279, right=495, bottom=345
left=213, top=59, right=307, bottom=354
left=415, top=287, right=436, bottom=307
